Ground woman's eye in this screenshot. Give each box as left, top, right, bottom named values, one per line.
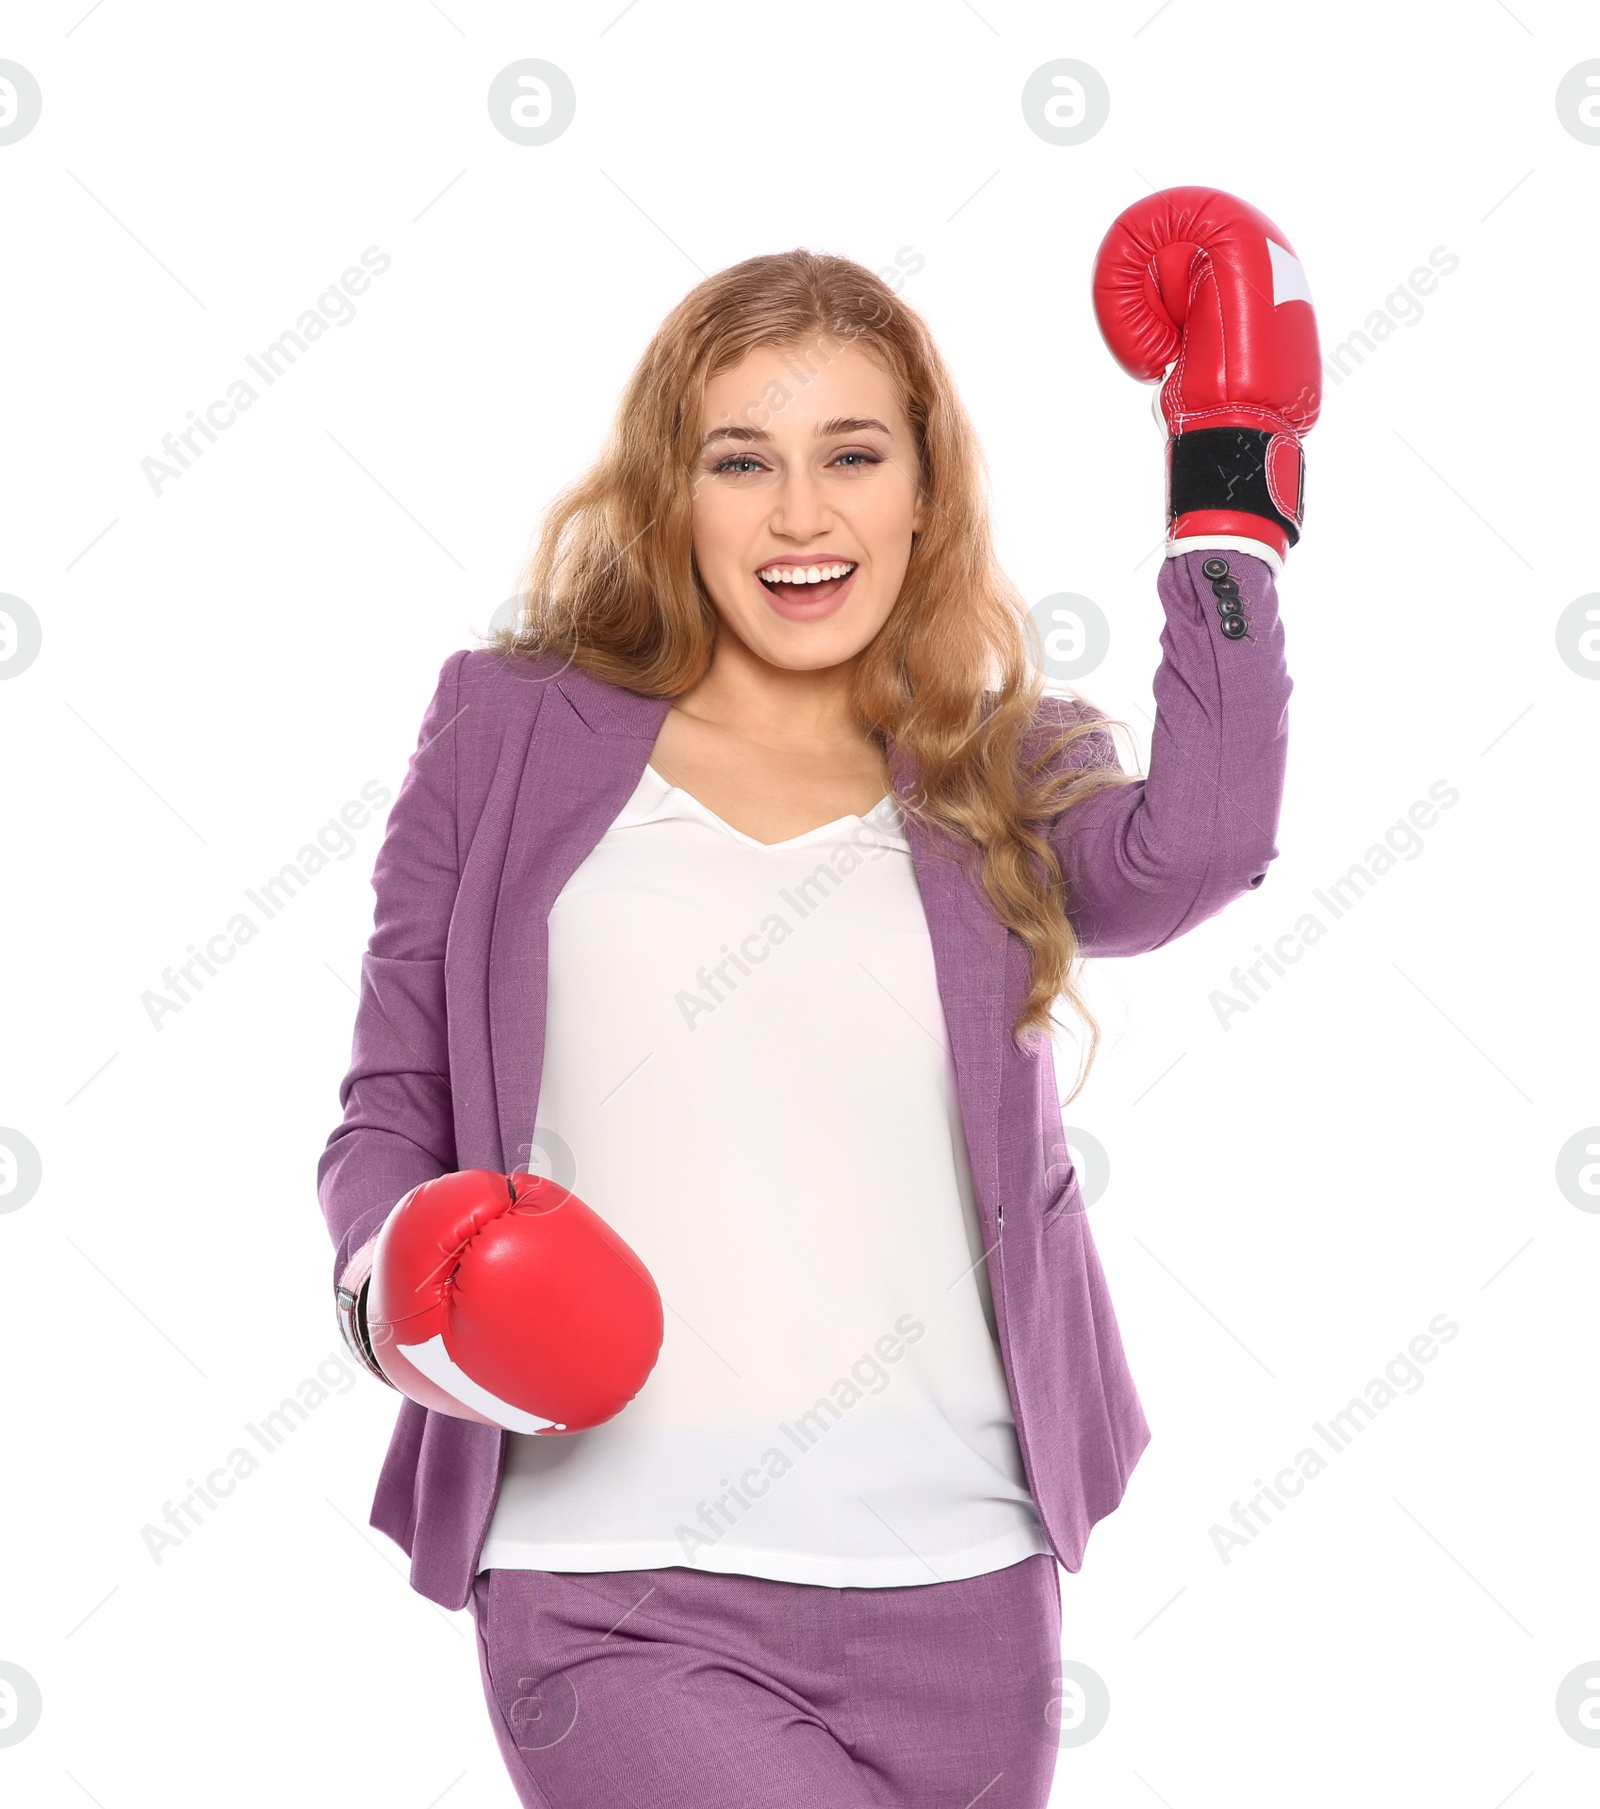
left=707, top=449, right=881, bottom=476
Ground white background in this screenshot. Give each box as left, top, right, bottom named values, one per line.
left=3, top=1, right=1596, bottom=1803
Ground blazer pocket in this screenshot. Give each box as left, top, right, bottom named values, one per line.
left=1040, top=1164, right=1087, bottom=1224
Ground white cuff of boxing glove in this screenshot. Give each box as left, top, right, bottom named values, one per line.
left=1167, top=534, right=1284, bottom=577
left=336, top=1233, right=393, bottom=1388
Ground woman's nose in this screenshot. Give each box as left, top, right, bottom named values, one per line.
left=768, top=469, right=832, bottom=539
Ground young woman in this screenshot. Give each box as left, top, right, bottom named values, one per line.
left=320, top=191, right=1315, bottom=1809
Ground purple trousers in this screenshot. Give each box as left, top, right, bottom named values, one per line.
left=470, top=1556, right=1063, bottom=1808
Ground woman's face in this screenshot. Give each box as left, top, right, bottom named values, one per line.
left=689, top=338, right=926, bottom=673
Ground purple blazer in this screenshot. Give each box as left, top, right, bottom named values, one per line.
left=318, top=548, right=1290, bottom=1611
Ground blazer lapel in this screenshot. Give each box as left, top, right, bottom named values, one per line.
left=486, top=669, right=672, bottom=1173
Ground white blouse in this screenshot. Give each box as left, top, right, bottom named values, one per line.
left=477, top=760, right=1052, bottom=1588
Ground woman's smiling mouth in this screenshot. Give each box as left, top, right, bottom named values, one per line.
left=755, top=559, right=860, bottom=618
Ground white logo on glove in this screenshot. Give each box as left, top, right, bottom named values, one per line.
left=1267, top=239, right=1313, bottom=308
left=400, top=1334, right=568, bottom=1434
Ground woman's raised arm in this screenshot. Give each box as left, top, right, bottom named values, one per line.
left=1047, top=546, right=1291, bottom=958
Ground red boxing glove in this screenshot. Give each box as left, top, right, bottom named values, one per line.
left=1093, top=186, right=1321, bottom=567
left=340, top=1169, right=663, bottom=1434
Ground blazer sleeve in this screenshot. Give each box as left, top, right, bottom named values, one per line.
left=1048, top=549, right=1291, bottom=957
left=316, top=649, right=468, bottom=1288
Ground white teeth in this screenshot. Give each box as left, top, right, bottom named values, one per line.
left=759, top=562, right=855, bottom=585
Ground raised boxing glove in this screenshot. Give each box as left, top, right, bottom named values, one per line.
left=1093, top=186, right=1321, bottom=569
left=338, top=1168, right=663, bottom=1434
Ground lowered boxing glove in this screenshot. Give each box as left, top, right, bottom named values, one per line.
left=338, top=1168, right=663, bottom=1434
left=1092, top=186, right=1321, bottom=568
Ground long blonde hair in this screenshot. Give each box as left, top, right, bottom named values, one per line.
left=488, top=250, right=1138, bottom=1094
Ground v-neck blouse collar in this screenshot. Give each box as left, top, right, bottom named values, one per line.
left=617, top=763, right=910, bottom=855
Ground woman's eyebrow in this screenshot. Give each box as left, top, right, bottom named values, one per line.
left=700, top=416, right=893, bottom=448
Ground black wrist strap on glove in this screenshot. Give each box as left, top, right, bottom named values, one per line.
left=1169, top=427, right=1303, bottom=546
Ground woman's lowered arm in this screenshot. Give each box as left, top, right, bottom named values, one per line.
left=317, top=649, right=468, bottom=1295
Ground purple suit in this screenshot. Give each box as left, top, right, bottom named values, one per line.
left=318, top=548, right=1290, bottom=1611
